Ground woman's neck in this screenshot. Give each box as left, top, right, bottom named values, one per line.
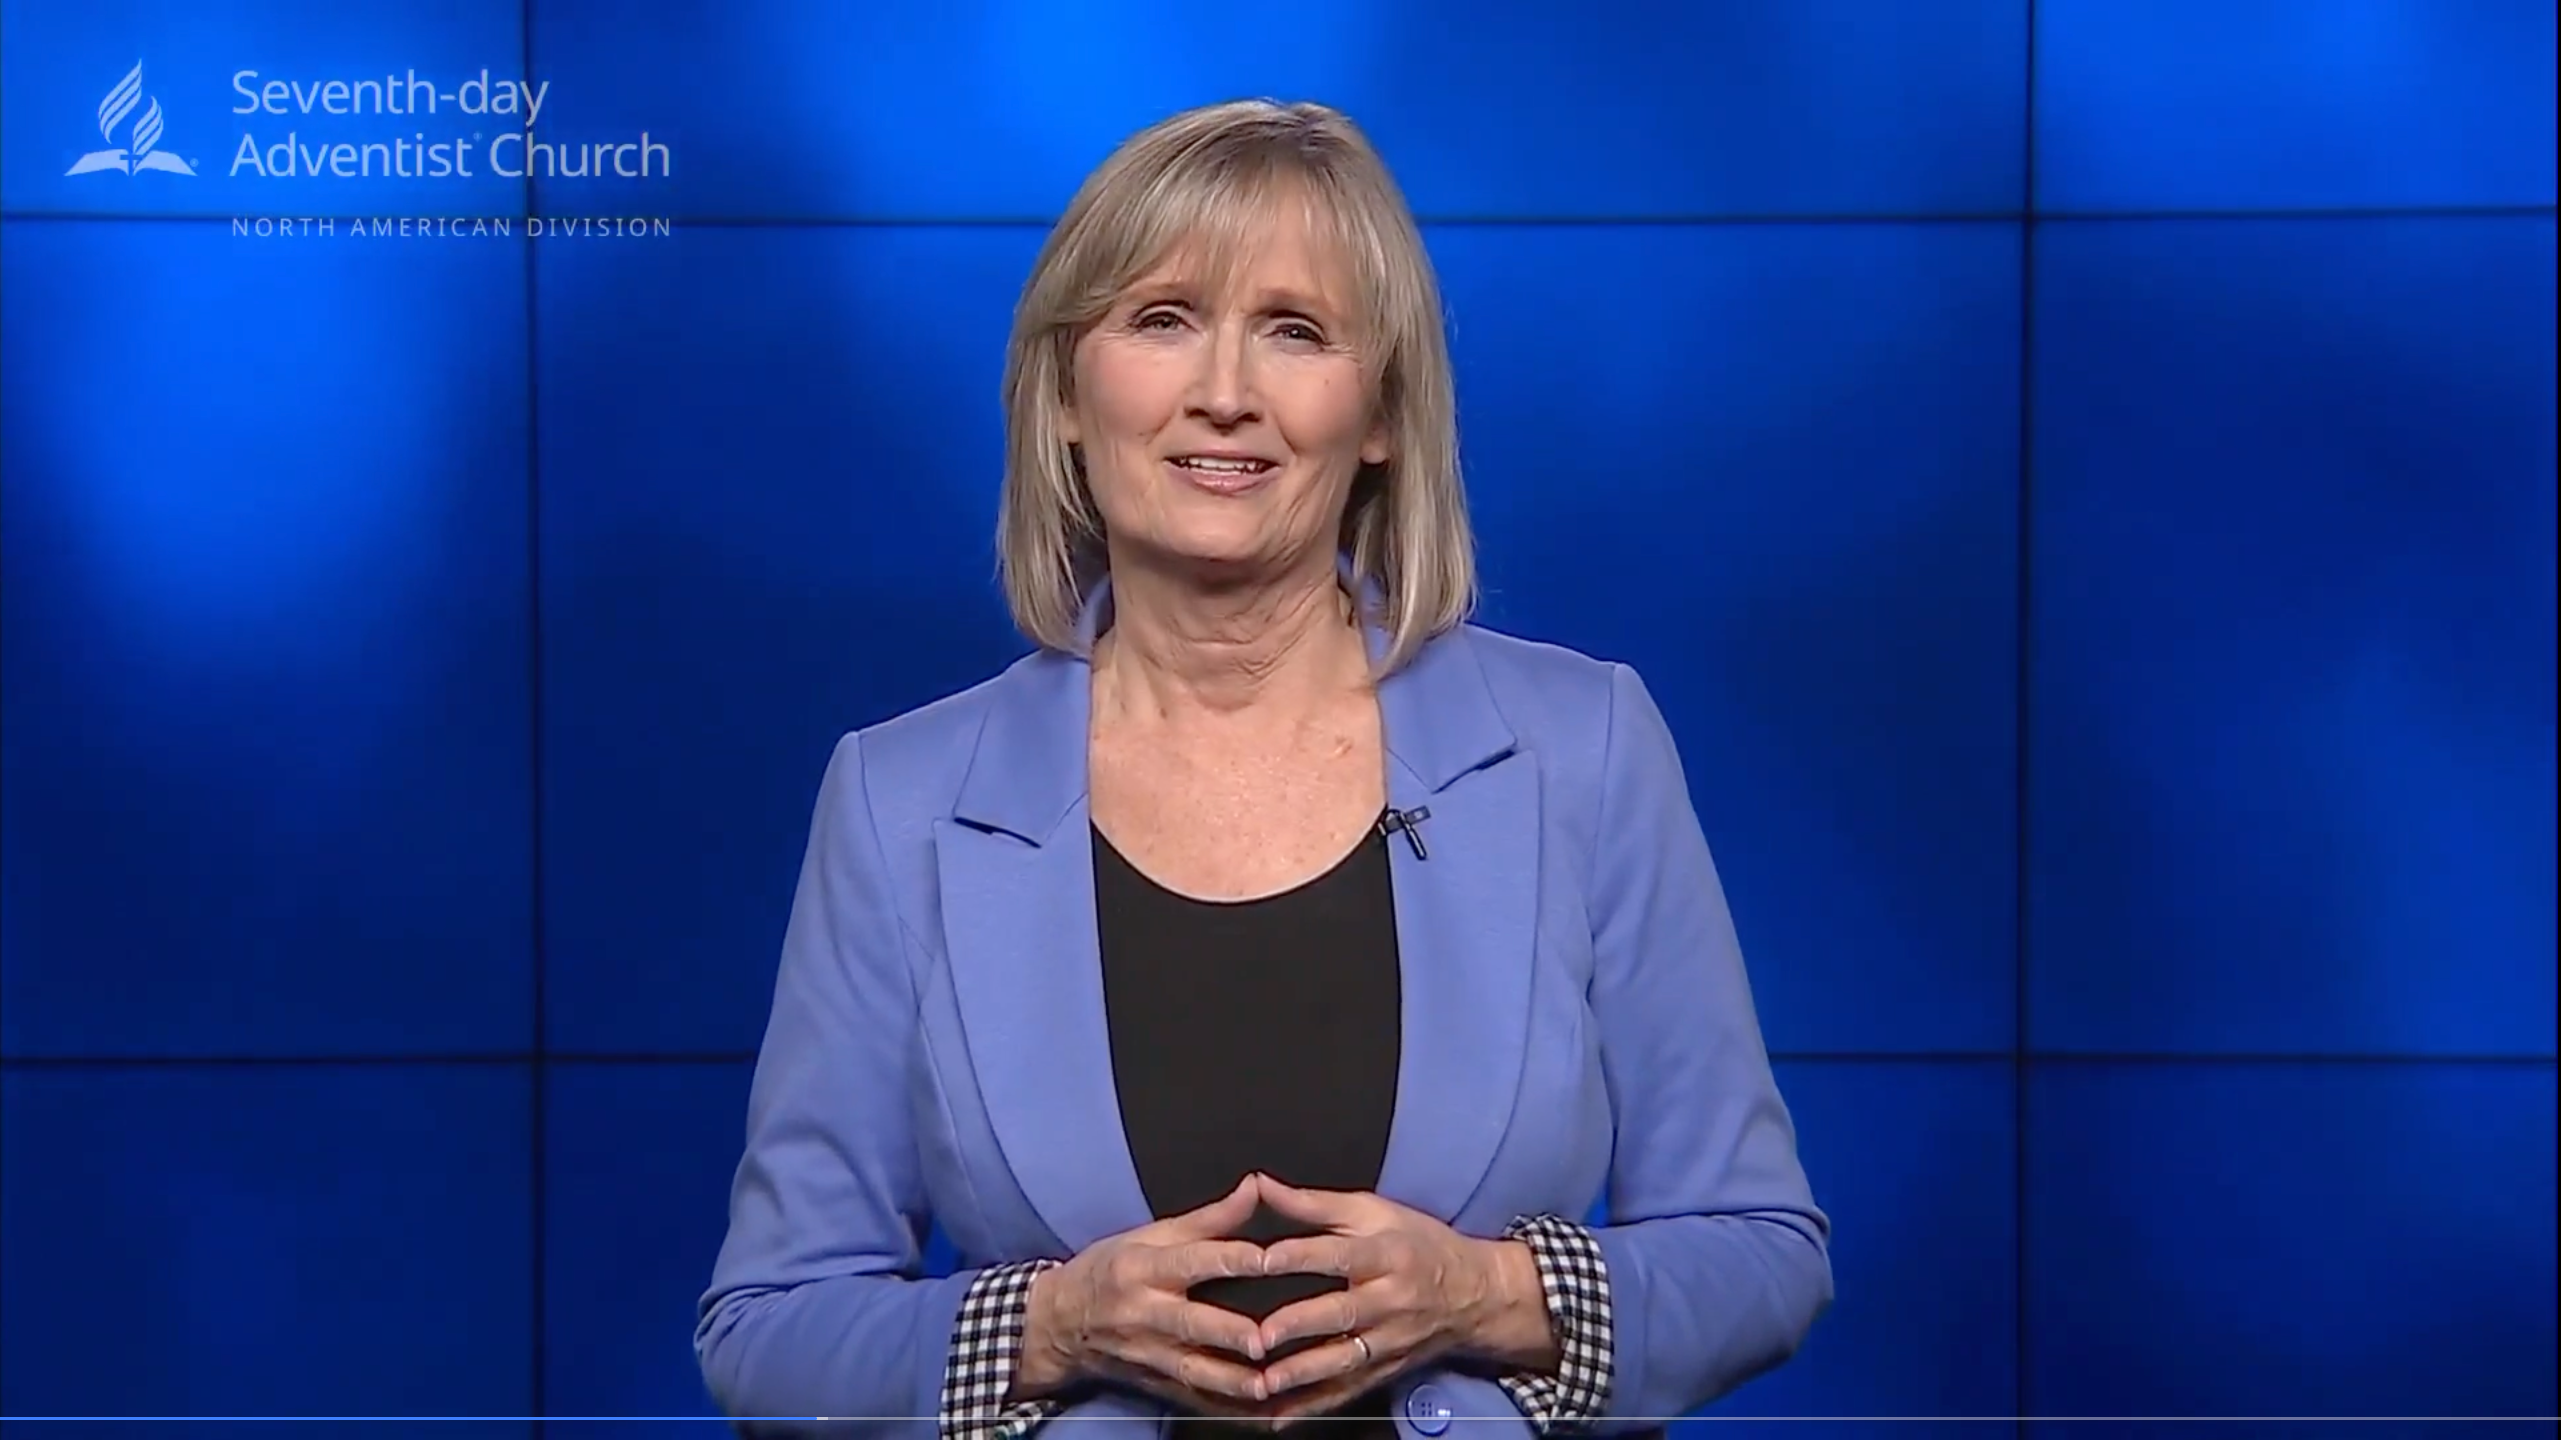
left=1092, top=555, right=1370, bottom=725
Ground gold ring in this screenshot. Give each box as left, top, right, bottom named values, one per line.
left=1350, top=1333, right=1372, bottom=1364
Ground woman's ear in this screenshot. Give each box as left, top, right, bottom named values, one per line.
left=1361, top=418, right=1391, bottom=468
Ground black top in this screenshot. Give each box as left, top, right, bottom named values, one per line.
left=1097, top=818, right=1403, bottom=1437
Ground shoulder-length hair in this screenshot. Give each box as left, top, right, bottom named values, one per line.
left=996, top=98, right=1474, bottom=675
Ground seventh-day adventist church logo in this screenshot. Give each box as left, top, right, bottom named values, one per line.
left=66, top=63, right=198, bottom=176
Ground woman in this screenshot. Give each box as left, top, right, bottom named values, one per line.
left=697, top=99, right=1832, bottom=1439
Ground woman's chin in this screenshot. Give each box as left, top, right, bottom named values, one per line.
left=1132, top=530, right=1295, bottom=576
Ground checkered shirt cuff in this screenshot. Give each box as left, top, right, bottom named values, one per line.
left=937, top=1259, right=1064, bottom=1440
left=1493, top=1214, right=1615, bottom=1430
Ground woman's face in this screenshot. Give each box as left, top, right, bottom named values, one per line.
left=1062, top=201, right=1390, bottom=582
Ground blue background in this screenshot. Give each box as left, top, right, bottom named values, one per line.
left=2, top=0, right=2553, bottom=1432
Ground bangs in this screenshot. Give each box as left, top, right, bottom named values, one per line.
left=1050, top=142, right=1401, bottom=368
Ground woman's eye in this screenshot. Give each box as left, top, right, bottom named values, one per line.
left=1275, top=322, right=1324, bottom=344
left=1133, top=309, right=1182, bottom=331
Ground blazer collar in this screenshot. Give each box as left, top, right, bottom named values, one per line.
left=950, top=569, right=1518, bottom=845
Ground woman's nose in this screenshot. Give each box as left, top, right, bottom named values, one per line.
left=1189, top=325, right=1260, bottom=425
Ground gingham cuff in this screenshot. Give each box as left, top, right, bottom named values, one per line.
left=937, top=1259, right=1064, bottom=1440
left=1493, top=1214, right=1615, bottom=1430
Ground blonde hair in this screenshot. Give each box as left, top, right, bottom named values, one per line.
left=996, top=98, right=1474, bottom=674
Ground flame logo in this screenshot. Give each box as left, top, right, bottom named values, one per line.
left=67, top=62, right=196, bottom=177
left=134, top=98, right=166, bottom=158
left=98, top=63, right=142, bottom=139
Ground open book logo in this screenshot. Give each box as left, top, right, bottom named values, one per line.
left=66, top=63, right=197, bottom=176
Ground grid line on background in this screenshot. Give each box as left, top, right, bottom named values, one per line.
left=521, top=0, right=547, bottom=1421
left=2013, top=4, right=2040, bottom=1431
left=1, top=203, right=2555, bottom=228
left=5, top=1051, right=2550, bottom=1069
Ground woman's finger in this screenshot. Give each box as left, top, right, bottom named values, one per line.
left=1252, top=1174, right=1370, bottom=1228
left=1166, top=1237, right=1269, bottom=1287
left=1149, top=1342, right=1272, bottom=1406
left=1262, top=1329, right=1390, bottom=1402
left=1160, top=1293, right=1271, bottom=1362
left=1260, top=1234, right=1359, bottom=1280
left=1255, top=1284, right=1364, bottom=1354
left=1158, top=1173, right=1262, bottom=1239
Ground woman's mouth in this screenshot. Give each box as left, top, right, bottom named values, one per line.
left=1166, top=454, right=1280, bottom=493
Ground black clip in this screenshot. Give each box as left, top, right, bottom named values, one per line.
left=1377, top=805, right=1432, bottom=861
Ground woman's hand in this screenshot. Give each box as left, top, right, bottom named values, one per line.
left=1016, top=1175, right=1277, bottom=1412
left=1246, top=1176, right=1557, bottom=1424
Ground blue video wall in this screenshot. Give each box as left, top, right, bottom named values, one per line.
left=2, top=0, right=2553, bottom=1433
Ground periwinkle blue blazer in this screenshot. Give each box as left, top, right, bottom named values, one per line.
left=697, top=611, right=1833, bottom=1437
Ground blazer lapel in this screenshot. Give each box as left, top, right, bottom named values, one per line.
left=1373, top=630, right=1538, bottom=1226
left=936, top=643, right=1154, bottom=1255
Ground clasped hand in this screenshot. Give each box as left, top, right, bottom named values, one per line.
left=1019, top=1172, right=1529, bottom=1426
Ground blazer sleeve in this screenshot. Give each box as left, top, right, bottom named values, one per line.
left=696, top=730, right=1001, bottom=1435
left=1581, top=663, right=1834, bottom=1428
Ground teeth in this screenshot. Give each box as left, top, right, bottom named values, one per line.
left=1174, top=456, right=1270, bottom=473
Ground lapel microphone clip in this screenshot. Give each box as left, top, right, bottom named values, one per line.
left=1377, top=805, right=1432, bottom=861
